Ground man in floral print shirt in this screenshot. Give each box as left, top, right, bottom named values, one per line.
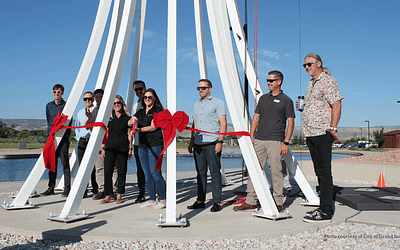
left=297, top=53, right=343, bottom=223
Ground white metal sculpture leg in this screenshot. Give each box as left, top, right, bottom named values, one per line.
left=226, top=0, right=319, bottom=208
left=3, top=0, right=113, bottom=212
left=283, top=149, right=319, bottom=206
left=157, top=0, right=186, bottom=227
left=205, top=0, right=290, bottom=220
left=126, top=0, right=147, bottom=111
left=49, top=0, right=137, bottom=222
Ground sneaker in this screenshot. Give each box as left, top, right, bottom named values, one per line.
left=210, top=203, right=221, bottom=212
left=154, top=202, right=166, bottom=209
left=40, top=189, right=55, bottom=196
left=187, top=201, right=205, bottom=209
left=61, top=191, right=69, bottom=197
left=140, top=201, right=156, bottom=208
left=303, top=209, right=332, bottom=223
left=305, top=208, right=320, bottom=216
left=233, top=203, right=257, bottom=212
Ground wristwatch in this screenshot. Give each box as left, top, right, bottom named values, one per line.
left=283, top=141, right=289, bottom=146
left=329, top=127, right=337, bottom=131
left=217, top=140, right=224, bottom=144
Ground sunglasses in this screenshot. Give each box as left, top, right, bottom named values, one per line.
left=53, top=90, right=62, bottom=94
left=197, top=87, right=209, bottom=91
left=302, top=62, right=314, bottom=68
left=114, top=101, right=122, bottom=105
left=266, top=79, right=279, bottom=83
left=134, top=87, right=144, bottom=92
left=143, top=96, right=154, bottom=100
left=83, top=97, right=93, bottom=101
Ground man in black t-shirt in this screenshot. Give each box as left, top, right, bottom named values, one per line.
left=233, top=70, right=295, bottom=213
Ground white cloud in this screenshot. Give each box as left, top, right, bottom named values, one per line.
left=132, top=27, right=155, bottom=38
left=284, top=53, right=293, bottom=58
left=260, top=50, right=280, bottom=59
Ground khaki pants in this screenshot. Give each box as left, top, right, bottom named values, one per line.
left=246, top=139, right=284, bottom=206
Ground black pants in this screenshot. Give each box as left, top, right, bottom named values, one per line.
left=48, top=134, right=71, bottom=192
left=77, top=138, right=98, bottom=194
left=306, top=132, right=334, bottom=215
left=104, top=148, right=128, bottom=196
left=134, top=145, right=146, bottom=197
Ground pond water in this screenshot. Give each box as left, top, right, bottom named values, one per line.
left=0, top=153, right=350, bottom=183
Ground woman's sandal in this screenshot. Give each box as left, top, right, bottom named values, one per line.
left=100, top=199, right=112, bottom=204
left=116, top=198, right=123, bottom=204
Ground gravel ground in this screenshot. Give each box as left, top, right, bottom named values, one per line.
left=334, top=149, right=400, bottom=165
left=1, top=223, right=400, bottom=249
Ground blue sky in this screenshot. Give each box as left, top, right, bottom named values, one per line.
left=1, top=0, right=399, bottom=130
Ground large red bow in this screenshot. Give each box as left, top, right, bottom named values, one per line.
left=43, top=111, right=107, bottom=172
left=153, top=109, right=250, bottom=172
left=153, top=110, right=188, bottom=172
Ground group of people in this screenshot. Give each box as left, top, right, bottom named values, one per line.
left=41, top=53, right=343, bottom=223
left=40, top=81, right=167, bottom=210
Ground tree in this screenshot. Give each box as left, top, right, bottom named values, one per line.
left=373, top=127, right=385, bottom=147
left=292, top=134, right=305, bottom=145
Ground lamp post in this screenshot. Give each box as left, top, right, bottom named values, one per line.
left=359, top=128, right=362, bottom=140
left=365, top=120, right=370, bottom=142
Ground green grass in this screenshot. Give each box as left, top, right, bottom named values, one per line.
left=0, top=142, right=45, bottom=149
left=0, top=142, right=77, bottom=150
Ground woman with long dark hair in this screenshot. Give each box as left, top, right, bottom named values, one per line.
left=131, top=88, right=166, bottom=209
left=100, top=95, right=132, bottom=204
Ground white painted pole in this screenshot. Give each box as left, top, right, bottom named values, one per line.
left=56, top=0, right=123, bottom=193
left=126, top=0, right=147, bottom=112
left=8, top=0, right=113, bottom=209
left=94, top=0, right=125, bottom=91
left=205, top=0, right=279, bottom=217
left=226, top=0, right=319, bottom=206
left=57, top=0, right=137, bottom=219
left=165, top=0, right=177, bottom=224
left=225, top=0, right=262, bottom=101
left=194, top=0, right=207, bottom=78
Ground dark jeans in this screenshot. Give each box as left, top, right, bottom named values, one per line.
left=77, top=138, right=98, bottom=194
left=306, top=132, right=334, bottom=215
left=134, top=145, right=146, bottom=197
left=104, top=148, right=128, bottom=196
left=193, top=143, right=222, bottom=203
left=48, top=134, right=71, bottom=192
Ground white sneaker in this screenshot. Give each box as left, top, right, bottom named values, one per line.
left=154, top=202, right=166, bottom=210
left=140, top=201, right=156, bottom=208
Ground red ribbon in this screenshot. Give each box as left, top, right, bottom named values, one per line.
left=153, top=109, right=250, bottom=172
left=153, top=110, right=189, bottom=172
left=43, top=111, right=107, bottom=172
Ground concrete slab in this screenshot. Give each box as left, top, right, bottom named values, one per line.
left=0, top=168, right=359, bottom=243
left=0, top=160, right=399, bottom=243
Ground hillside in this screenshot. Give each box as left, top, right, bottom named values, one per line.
left=1, top=118, right=398, bottom=141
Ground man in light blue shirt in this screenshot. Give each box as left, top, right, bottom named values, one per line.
left=188, top=79, right=227, bottom=212
left=75, top=91, right=98, bottom=197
